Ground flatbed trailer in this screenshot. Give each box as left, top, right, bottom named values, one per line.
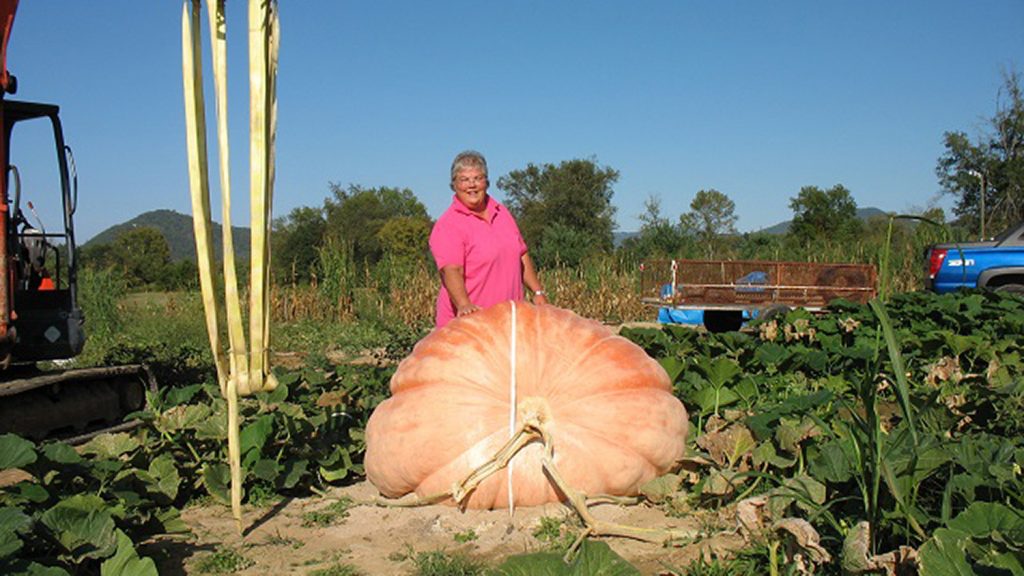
left=639, top=259, right=877, bottom=331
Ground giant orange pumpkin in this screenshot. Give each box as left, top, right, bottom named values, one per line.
left=365, top=302, right=688, bottom=509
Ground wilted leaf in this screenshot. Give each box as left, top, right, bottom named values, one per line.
left=639, top=474, right=682, bottom=503
left=156, top=404, right=212, bottom=433
left=696, top=424, right=756, bottom=469
left=773, top=518, right=830, bottom=564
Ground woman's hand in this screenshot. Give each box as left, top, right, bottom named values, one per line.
left=456, top=302, right=481, bottom=317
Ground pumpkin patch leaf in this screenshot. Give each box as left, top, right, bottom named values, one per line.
left=202, top=463, right=232, bottom=505
left=79, top=433, right=140, bottom=460
left=39, top=495, right=118, bottom=561
left=494, top=540, right=640, bottom=575
left=99, top=530, right=158, bottom=576
left=0, top=434, right=37, bottom=470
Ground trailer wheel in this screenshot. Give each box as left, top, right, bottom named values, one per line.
left=760, top=304, right=792, bottom=322
left=703, top=310, right=744, bottom=333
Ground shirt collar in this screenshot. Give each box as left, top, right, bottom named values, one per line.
left=451, top=194, right=500, bottom=221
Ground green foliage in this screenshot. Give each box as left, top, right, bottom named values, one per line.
left=498, top=157, right=618, bottom=265
left=679, top=189, right=738, bottom=259
left=324, top=183, right=429, bottom=265
left=0, top=434, right=183, bottom=574
left=787, top=184, right=862, bottom=248
left=493, top=540, right=640, bottom=576
left=307, top=563, right=365, bottom=576
left=273, top=205, right=327, bottom=283
left=623, top=289, right=1024, bottom=565
left=620, top=195, right=693, bottom=259
left=936, top=70, right=1024, bottom=233
left=301, top=497, right=354, bottom=527
left=411, top=550, right=488, bottom=576
left=193, top=547, right=255, bottom=574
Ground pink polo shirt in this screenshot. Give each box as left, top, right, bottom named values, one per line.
left=429, top=195, right=528, bottom=328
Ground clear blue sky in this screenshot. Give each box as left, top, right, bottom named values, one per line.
left=8, top=1, right=1023, bottom=243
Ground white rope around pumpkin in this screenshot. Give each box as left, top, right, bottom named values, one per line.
left=507, top=300, right=517, bottom=515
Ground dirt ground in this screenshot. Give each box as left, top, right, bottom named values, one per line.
left=151, top=480, right=746, bottom=575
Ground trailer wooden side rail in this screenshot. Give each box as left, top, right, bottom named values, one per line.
left=640, top=259, right=877, bottom=312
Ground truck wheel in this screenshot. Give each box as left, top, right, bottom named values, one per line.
left=703, top=310, right=744, bottom=333
left=994, top=283, right=1024, bottom=295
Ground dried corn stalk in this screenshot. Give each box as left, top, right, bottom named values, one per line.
left=181, top=0, right=279, bottom=531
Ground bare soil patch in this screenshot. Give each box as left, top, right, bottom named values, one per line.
left=152, top=480, right=743, bottom=575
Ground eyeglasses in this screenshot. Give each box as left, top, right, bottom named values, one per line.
left=455, top=176, right=487, bottom=185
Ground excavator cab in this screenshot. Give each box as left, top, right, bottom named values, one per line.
left=3, top=100, right=85, bottom=365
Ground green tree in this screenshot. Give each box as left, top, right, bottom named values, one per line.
left=787, top=184, right=862, bottom=248
left=936, top=70, right=1024, bottom=235
left=621, top=195, right=689, bottom=259
left=497, top=158, right=618, bottom=266
left=679, top=189, right=737, bottom=258
left=324, top=184, right=429, bottom=265
left=272, top=205, right=327, bottom=283
left=112, top=226, right=171, bottom=288
left=376, top=216, right=432, bottom=261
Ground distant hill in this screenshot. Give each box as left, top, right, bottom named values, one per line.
left=83, top=209, right=251, bottom=262
left=754, top=207, right=890, bottom=235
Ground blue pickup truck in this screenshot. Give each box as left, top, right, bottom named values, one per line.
left=925, top=221, right=1024, bottom=295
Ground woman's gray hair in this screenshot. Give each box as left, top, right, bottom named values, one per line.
left=450, top=150, right=488, bottom=182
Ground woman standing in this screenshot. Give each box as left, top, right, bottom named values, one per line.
left=429, top=150, right=546, bottom=328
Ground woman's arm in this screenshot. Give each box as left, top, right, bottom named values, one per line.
left=439, top=264, right=480, bottom=316
left=521, top=254, right=548, bottom=305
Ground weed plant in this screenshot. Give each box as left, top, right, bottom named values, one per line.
left=193, top=547, right=255, bottom=574
left=412, top=550, right=488, bottom=576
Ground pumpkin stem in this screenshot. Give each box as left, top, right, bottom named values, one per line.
left=451, top=418, right=544, bottom=505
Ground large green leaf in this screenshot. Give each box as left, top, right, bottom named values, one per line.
left=39, top=495, right=118, bottom=561
left=808, top=439, right=853, bottom=483
left=240, top=414, right=274, bottom=461
left=948, top=502, right=1024, bottom=544
left=494, top=540, right=640, bottom=575
left=99, top=530, right=157, bottom=576
left=201, top=463, right=231, bottom=505
left=141, top=455, right=180, bottom=501
left=279, top=459, right=308, bottom=489
left=40, top=443, right=81, bottom=466
left=78, top=433, right=140, bottom=460
left=695, top=357, right=742, bottom=388
left=0, top=435, right=37, bottom=470
left=0, top=507, right=28, bottom=559
left=657, top=356, right=685, bottom=383
left=918, top=528, right=978, bottom=576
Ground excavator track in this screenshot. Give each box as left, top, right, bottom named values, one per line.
left=0, top=364, right=157, bottom=443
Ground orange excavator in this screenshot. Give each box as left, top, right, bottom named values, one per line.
left=0, top=0, right=154, bottom=441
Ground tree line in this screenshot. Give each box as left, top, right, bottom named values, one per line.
left=82, top=71, right=1023, bottom=291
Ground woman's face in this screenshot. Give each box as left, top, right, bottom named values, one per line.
left=452, top=167, right=489, bottom=214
